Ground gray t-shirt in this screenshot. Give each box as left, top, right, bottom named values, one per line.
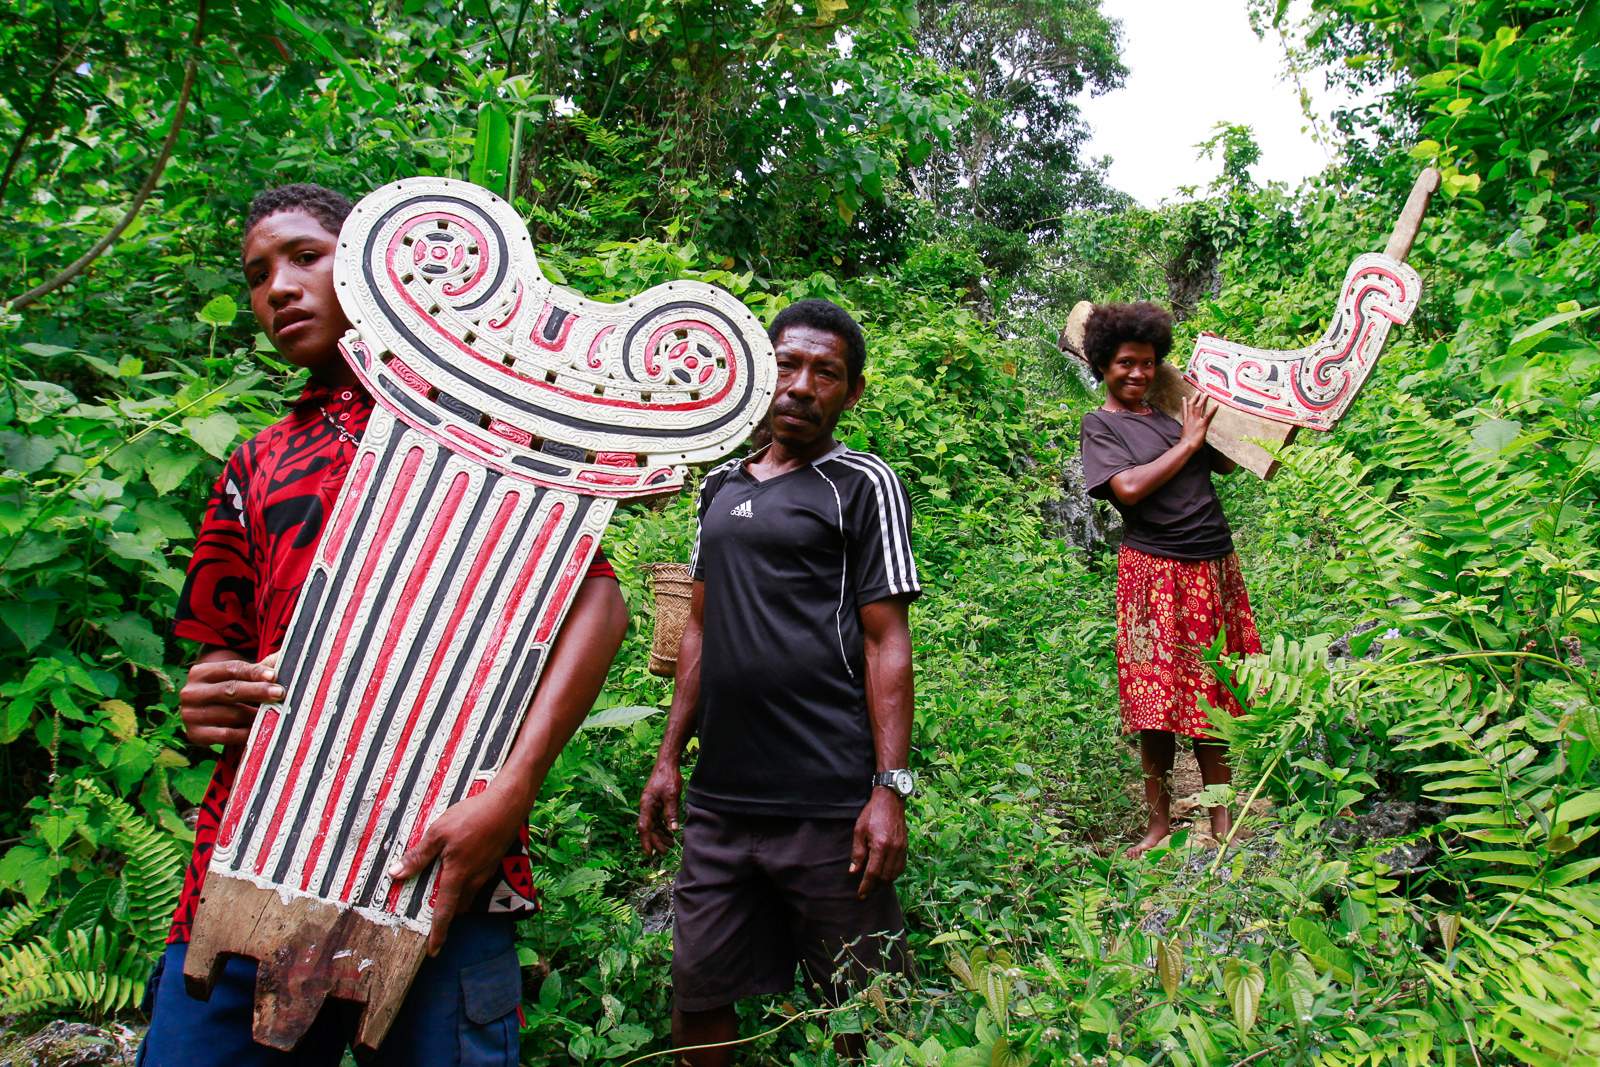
left=1079, top=408, right=1234, bottom=561
left=687, top=443, right=921, bottom=818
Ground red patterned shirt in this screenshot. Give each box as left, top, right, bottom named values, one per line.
left=169, top=379, right=614, bottom=943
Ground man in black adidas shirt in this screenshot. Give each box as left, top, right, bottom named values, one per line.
left=638, top=299, right=920, bottom=1065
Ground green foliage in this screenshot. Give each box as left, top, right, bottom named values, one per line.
left=3, top=0, right=1597, bottom=1061
left=914, top=0, right=1126, bottom=277
left=1267, top=0, right=1600, bottom=235
left=0, top=781, right=183, bottom=1016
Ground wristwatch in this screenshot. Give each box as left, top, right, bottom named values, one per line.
left=871, top=769, right=917, bottom=799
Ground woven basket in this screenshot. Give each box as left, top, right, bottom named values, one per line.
left=645, top=562, right=694, bottom=678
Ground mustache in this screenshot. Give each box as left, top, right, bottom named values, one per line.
left=772, top=402, right=818, bottom=423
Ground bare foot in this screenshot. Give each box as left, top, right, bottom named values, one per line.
left=1209, top=807, right=1232, bottom=842
left=1126, top=821, right=1170, bottom=858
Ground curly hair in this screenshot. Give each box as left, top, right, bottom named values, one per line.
left=769, top=298, right=867, bottom=382
left=1081, top=301, right=1174, bottom=382
left=244, top=183, right=354, bottom=243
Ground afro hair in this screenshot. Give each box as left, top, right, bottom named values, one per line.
left=1081, top=301, right=1174, bottom=382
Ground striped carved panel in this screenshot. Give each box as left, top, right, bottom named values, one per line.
left=210, top=409, right=614, bottom=926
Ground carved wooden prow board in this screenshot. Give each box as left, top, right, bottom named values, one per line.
left=1062, top=169, right=1439, bottom=478
left=183, top=177, right=775, bottom=1050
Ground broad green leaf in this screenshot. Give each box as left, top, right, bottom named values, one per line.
left=0, top=844, right=59, bottom=904
left=1270, top=950, right=1316, bottom=1024
left=1156, top=938, right=1182, bottom=1000
left=538, top=970, right=563, bottom=1010
left=1, top=432, right=58, bottom=473
left=928, top=929, right=973, bottom=945
left=54, top=877, right=119, bottom=944
left=1289, top=917, right=1355, bottom=983
left=470, top=103, right=512, bottom=197
left=20, top=342, right=74, bottom=359
left=980, top=963, right=1010, bottom=1031
left=1223, top=958, right=1263, bottom=1036
left=102, top=613, right=164, bottom=669
left=134, top=499, right=194, bottom=541
left=196, top=295, right=238, bottom=327
left=1079, top=996, right=1117, bottom=1034
left=3, top=600, right=57, bottom=651
left=578, top=704, right=663, bottom=731
left=1470, top=418, right=1521, bottom=454
left=1508, top=305, right=1598, bottom=353
left=2, top=698, right=32, bottom=744
left=946, top=950, right=976, bottom=991
left=145, top=445, right=203, bottom=494
left=183, top=413, right=241, bottom=460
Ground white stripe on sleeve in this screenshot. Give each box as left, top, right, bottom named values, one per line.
left=832, top=452, right=920, bottom=596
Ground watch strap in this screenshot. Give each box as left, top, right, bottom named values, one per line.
left=872, top=769, right=915, bottom=796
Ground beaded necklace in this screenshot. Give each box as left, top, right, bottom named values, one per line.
left=317, top=404, right=362, bottom=446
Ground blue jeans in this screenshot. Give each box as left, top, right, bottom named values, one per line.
left=139, top=914, right=520, bottom=1067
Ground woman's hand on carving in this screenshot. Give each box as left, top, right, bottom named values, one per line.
left=388, top=781, right=527, bottom=955
left=179, top=650, right=284, bottom=748
left=1180, top=394, right=1218, bottom=450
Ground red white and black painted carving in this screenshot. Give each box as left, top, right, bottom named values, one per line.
left=200, top=177, right=775, bottom=933
left=1184, top=252, right=1422, bottom=432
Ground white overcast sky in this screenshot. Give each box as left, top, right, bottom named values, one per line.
left=1079, top=0, right=1352, bottom=205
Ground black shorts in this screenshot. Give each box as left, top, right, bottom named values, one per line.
left=671, top=806, right=908, bottom=1013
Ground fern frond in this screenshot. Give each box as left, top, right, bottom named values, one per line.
left=1439, top=890, right=1600, bottom=1064
left=0, top=900, right=45, bottom=944
left=1386, top=402, right=1538, bottom=547
left=1231, top=632, right=1332, bottom=711
left=0, top=926, right=151, bottom=1017
left=77, top=780, right=183, bottom=949
left=1278, top=443, right=1406, bottom=584
left=565, top=113, right=630, bottom=161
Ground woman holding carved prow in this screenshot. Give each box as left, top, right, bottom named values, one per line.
left=1077, top=302, right=1263, bottom=858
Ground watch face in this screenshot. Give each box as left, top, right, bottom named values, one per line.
left=893, top=769, right=915, bottom=796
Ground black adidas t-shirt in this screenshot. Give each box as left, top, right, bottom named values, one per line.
left=687, top=443, right=921, bottom=818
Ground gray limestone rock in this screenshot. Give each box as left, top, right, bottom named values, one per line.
left=0, top=1020, right=139, bottom=1067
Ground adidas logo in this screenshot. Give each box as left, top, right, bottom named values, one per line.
left=730, top=499, right=754, bottom=519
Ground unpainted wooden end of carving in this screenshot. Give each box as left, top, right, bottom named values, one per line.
left=1150, top=365, right=1292, bottom=480
left=1384, top=167, right=1441, bottom=263
left=183, top=873, right=428, bottom=1052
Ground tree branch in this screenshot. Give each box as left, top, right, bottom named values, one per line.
left=0, top=11, right=100, bottom=203
left=0, top=63, right=64, bottom=205
left=8, top=0, right=208, bottom=313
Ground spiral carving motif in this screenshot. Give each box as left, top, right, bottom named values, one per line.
left=333, top=177, right=776, bottom=480
left=1185, top=252, right=1422, bottom=432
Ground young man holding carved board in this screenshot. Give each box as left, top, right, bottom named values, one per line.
left=140, top=184, right=628, bottom=1066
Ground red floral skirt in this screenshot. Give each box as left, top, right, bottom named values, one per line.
left=1116, top=546, right=1262, bottom=739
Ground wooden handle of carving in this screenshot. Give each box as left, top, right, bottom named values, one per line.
left=1384, top=168, right=1441, bottom=262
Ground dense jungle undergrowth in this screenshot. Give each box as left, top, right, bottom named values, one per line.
left=2, top=0, right=1598, bottom=1063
